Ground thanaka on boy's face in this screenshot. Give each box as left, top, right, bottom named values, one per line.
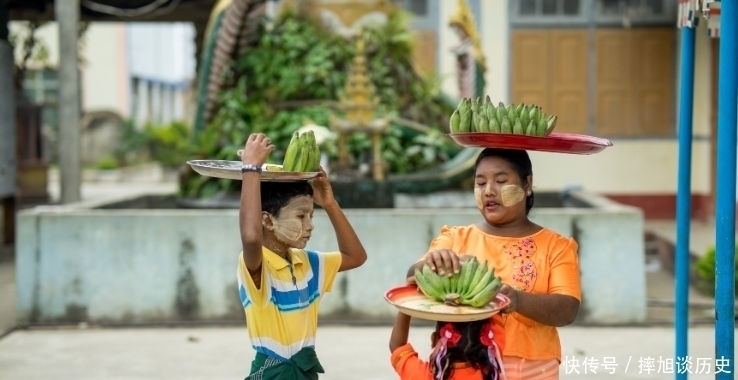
left=263, top=195, right=314, bottom=249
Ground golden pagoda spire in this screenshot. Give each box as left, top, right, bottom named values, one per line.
left=449, top=0, right=486, bottom=73
left=338, top=30, right=379, bottom=124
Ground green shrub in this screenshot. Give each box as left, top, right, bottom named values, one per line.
left=143, top=121, right=192, bottom=169
left=114, top=119, right=151, bottom=166
left=95, top=156, right=119, bottom=170
left=113, top=119, right=193, bottom=169
left=180, top=8, right=460, bottom=199
left=694, top=244, right=738, bottom=297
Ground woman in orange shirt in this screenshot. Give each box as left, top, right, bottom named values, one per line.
left=405, top=148, right=581, bottom=380
left=389, top=311, right=507, bottom=380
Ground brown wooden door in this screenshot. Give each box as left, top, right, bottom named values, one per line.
left=595, top=29, right=633, bottom=136
left=511, top=30, right=551, bottom=112
left=594, top=28, right=675, bottom=137
left=412, top=30, right=437, bottom=78
left=511, top=30, right=589, bottom=134
left=630, top=29, right=676, bottom=137
left=549, top=31, right=589, bottom=135
left=511, top=27, right=676, bottom=137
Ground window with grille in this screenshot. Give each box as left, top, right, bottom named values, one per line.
left=511, top=0, right=588, bottom=26
left=595, top=0, right=675, bottom=25
left=511, top=0, right=674, bottom=27
left=397, top=0, right=436, bottom=29
left=518, top=0, right=583, bottom=16
left=22, top=68, right=59, bottom=132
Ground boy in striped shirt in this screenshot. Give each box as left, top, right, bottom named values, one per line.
left=237, top=133, right=368, bottom=380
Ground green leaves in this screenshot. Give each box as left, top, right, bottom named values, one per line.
left=181, top=9, right=460, bottom=199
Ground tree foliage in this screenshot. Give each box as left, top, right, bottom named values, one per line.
left=181, top=8, right=459, bottom=199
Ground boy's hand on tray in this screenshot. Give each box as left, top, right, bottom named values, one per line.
left=241, top=133, right=275, bottom=166
left=310, top=167, right=335, bottom=207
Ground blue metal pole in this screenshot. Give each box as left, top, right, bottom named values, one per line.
left=675, top=23, right=696, bottom=380
left=715, top=0, right=738, bottom=378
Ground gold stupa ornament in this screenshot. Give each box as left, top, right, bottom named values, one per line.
left=339, top=36, right=379, bottom=124
left=330, top=32, right=390, bottom=181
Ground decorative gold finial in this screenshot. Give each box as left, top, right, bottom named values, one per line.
left=356, top=28, right=366, bottom=54
left=330, top=29, right=390, bottom=181
left=449, top=0, right=486, bottom=72
left=338, top=32, right=379, bottom=124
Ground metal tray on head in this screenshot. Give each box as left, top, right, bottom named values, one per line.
left=384, top=285, right=510, bottom=322
left=187, top=160, right=319, bottom=182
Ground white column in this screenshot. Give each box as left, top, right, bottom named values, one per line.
left=56, top=0, right=81, bottom=203
left=481, top=0, right=509, bottom=103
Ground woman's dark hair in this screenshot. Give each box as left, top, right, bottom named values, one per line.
left=474, top=148, right=535, bottom=215
left=433, top=320, right=498, bottom=380
left=259, top=181, right=313, bottom=217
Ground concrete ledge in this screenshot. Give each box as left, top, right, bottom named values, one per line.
left=15, top=192, right=646, bottom=326
left=48, top=163, right=178, bottom=184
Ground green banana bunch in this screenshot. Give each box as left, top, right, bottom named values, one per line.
left=449, top=110, right=461, bottom=133
left=414, top=256, right=503, bottom=308
left=450, top=96, right=559, bottom=137
left=281, top=131, right=321, bottom=172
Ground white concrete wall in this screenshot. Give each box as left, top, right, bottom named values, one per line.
left=10, top=21, right=196, bottom=123
left=128, top=22, right=196, bottom=125
left=480, top=0, right=509, bottom=104
left=691, top=21, right=714, bottom=139
left=10, top=22, right=130, bottom=117
left=529, top=140, right=712, bottom=194
left=127, top=22, right=196, bottom=84
left=437, top=0, right=457, bottom=98
left=82, top=24, right=129, bottom=117
left=16, top=197, right=646, bottom=325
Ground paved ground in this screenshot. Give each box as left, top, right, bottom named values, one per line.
left=0, top=325, right=732, bottom=380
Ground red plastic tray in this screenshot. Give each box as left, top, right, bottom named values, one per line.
left=448, top=132, right=613, bottom=155
left=384, top=285, right=510, bottom=322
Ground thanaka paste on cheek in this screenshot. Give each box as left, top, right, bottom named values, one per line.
left=270, top=196, right=313, bottom=248
left=500, top=184, right=526, bottom=207
left=474, top=187, right=483, bottom=210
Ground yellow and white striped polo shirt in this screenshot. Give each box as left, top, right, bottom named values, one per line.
left=237, top=247, right=342, bottom=360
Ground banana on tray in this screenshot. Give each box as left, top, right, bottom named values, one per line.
left=449, top=95, right=558, bottom=137
left=281, top=131, right=321, bottom=173
left=413, top=257, right=503, bottom=308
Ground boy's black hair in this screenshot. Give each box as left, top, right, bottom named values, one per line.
left=474, top=148, right=535, bottom=215
left=433, top=320, right=498, bottom=380
left=259, top=181, right=314, bottom=217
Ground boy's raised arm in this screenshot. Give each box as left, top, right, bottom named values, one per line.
left=239, top=134, right=275, bottom=273
left=324, top=201, right=367, bottom=271
left=310, top=168, right=367, bottom=272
